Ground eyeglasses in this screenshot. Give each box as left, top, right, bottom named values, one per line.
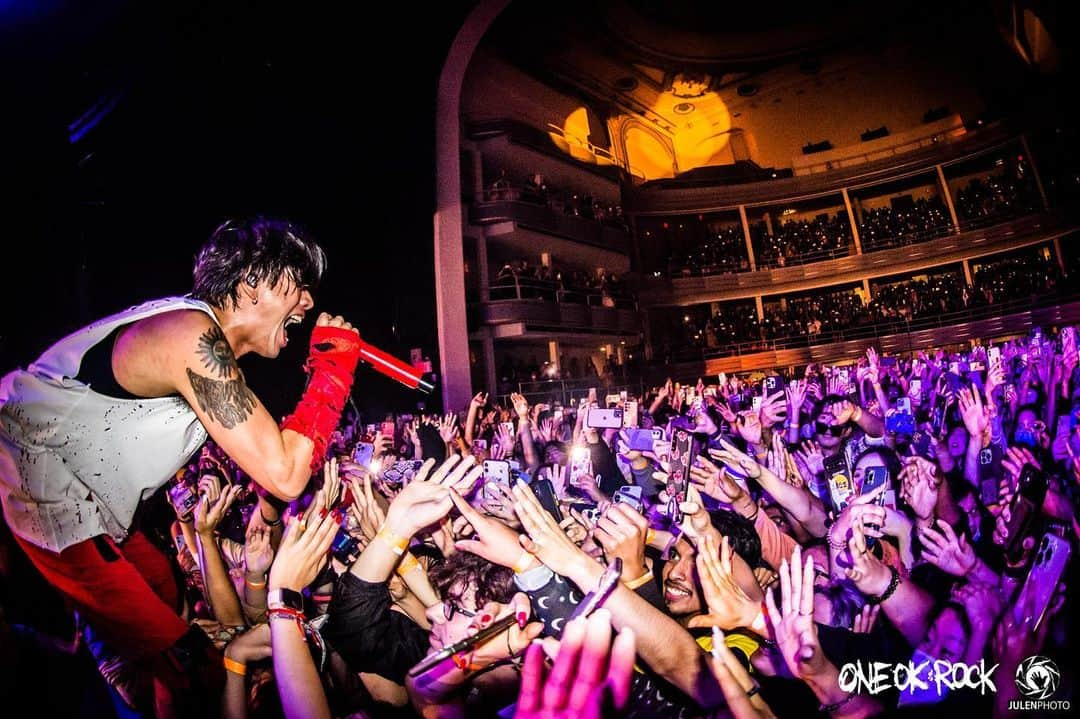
left=443, top=601, right=476, bottom=621
left=815, top=421, right=848, bottom=437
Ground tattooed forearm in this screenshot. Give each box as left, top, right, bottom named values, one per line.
left=187, top=368, right=257, bottom=429
left=196, top=325, right=236, bottom=379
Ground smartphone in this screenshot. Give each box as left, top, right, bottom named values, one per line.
left=1063, top=326, right=1076, bottom=355
left=1014, top=533, right=1070, bottom=630
left=824, top=455, right=854, bottom=512
left=553, top=408, right=564, bottom=423
left=861, top=466, right=895, bottom=510
left=622, top=400, right=639, bottom=429
left=1004, top=464, right=1050, bottom=564
left=751, top=396, right=762, bottom=412
left=930, top=395, right=949, bottom=438
left=569, top=446, right=592, bottom=487
left=532, top=478, right=563, bottom=522
left=886, top=411, right=915, bottom=435
left=652, top=439, right=672, bottom=464
left=471, top=438, right=488, bottom=455
left=625, top=427, right=656, bottom=452
left=613, top=485, right=644, bottom=513
left=587, top=407, right=624, bottom=429
left=352, top=441, right=375, bottom=467
left=168, top=481, right=199, bottom=517
left=331, top=525, right=360, bottom=565
left=896, top=397, right=912, bottom=415
left=501, top=421, right=515, bottom=437
left=381, top=420, right=396, bottom=437
left=977, top=446, right=1003, bottom=506
left=365, top=424, right=378, bottom=436
left=764, top=375, right=785, bottom=394
left=482, top=459, right=511, bottom=485
left=987, top=346, right=1001, bottom=364
left=909, top=378, right=922, bottom=398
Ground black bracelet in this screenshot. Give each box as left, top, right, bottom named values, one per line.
left=261, top=510, right=282, bottom=527
left=866, top=566, right=900, bottom=605
left=818, top=691, right=858, bottom=714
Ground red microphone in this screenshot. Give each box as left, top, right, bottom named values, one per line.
left=358, top=339, right=435, bottom=394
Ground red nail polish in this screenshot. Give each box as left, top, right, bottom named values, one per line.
left=319, top=508, right=329, bottom=519
left=480, top=613, right=492, bottom=624
left=517, top=611, right=528, bottom=629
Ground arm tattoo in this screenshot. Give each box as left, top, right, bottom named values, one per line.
left=187, top=327, right=255, bottom=428
left=187, top=369, right=257, bottom=429
left=196, top=325, right=236, bottom=379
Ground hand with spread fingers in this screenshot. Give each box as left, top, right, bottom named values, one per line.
left=268, top=496, right=341, bottom=593
left=347, top=474, right=387, bottom=543
left=512, top=480, right=596, bottom=582
left=917, top=519, right=976, bottom=577
left=842, top=520, right=892, bottom=598
left=592, top=502, right=649, bottom=583
left=690, top=453, right=749, bottom=505
left=514, top=610, right=636, bottom=719
left=708, top=438, right=763, bottom=481
left=851, top=604, right=880, bottom=634
left=688, top=533, right=762, bottom=631
left=448, top=488, right=537, bottom=572
left=765, top=545, right=828, bottom=682
left=384, top=455, right=484, bottom=537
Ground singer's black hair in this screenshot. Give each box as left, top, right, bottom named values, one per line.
left=192, top=216, right=327, bottom=309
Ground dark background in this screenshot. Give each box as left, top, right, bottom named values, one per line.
left=1, top=1, right=476, bottom=420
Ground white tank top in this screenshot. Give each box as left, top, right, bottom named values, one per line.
left=0, top=297, right=217, bottom=552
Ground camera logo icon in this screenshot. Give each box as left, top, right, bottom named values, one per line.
left=1015, top=656, right=1060, bottom=700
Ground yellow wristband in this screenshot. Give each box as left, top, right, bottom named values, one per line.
left=513, top=550, right=539, bottom=574
left=223, top=656, right=247, bottom=676
left=623, top=570, right=653, bottom=590
left=245, top=577, right=266, bottom=590
left=645, top=529, right=656, bottom=546
left=396, top=552, right=421, bottom=577
left=375, top=526, right=409, bottom=556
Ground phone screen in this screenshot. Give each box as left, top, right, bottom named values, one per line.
left=1014, top=534, right=1070, bottom=629
left=824, top=455, right=854, bottom=512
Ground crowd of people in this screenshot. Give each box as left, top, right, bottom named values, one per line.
left=10, top=317, right=1080, bottom=718
left=663, top=249, right=1065, bottom=354
left=856, top=196, right=953, bottom=252
left=484, top=169, right=628, bottom=230
left=653, top=167, right=1043, bottom=277
left=492, top=258, right=633, bottom=307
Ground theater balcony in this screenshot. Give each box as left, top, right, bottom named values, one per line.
left=475, top=278, right=641, bottom=341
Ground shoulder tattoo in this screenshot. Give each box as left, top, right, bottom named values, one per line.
left=186, top=327, right=256, bottom=428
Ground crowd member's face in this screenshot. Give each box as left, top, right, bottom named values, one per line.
left=815, top=408, right=846, bottom=450
left=249, top=276, right=314, bottom=358
left=804, top=544, right=832, bottom=589
left=852, top=452, right=886, bottom=493
left=956, top=493, right=982, bottom=538
left=764, top=504, right=794, bottom=536
left=1014, top=408, right=1047, bottom=447
left=425, top=582, right=486, bottom=654
left=919, top=606, right=968, bottom=662
left=661, top=537, right=703, bottom=617
left=946, top=426, right=969, bottom=458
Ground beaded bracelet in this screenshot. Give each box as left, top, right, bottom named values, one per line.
left=866, top=566, right=900, bottom=605
left=819, top=691, right=858, bottom=714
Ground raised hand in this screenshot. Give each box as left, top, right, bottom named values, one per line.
left=438, top=413, right=459, bottom=444
left=898, top=456, right=940, bottom=522
left=918, top=519, right=976, bottom=577
left=785, top=379, right=808, bottom=418
left=708, top=438, right=763, bottom=481
left=592, top=503, right=649, bottom=582
left=689, top=533, right=761, bottom=630
left=244, top=519, right=275, bottom=578
left=707, top=626, right=777, bottom=719
left=384, top=455, right=484, bottom=536
left=689, top=454, right=748, bottom=504
left=842, top=520, right=893, bottom=598
left=268, top=497, right=340, bottom=593
left=851, top=604, right=880, bottom=634
left=347, top=473, right=386, bottom=543
left=735, top=411, right=763, bottom=445
left=765, top=545, right=828, bottom=681
left=759, top=391, right=787, bottom=426
left=194, top=481, right=243, bottom=535
left=513, top=480, right=595, bottom=579
left=957, top=387, right=989, bottom=439
left=449, top=488, right=532, bottom=570
left=794, top=441, right=825, bottom=477
left=471, top=391, right=489, bottom=410
left=514, top=610, right=635, bottom=719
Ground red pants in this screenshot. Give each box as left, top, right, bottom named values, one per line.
left=14, top=530, right=223, bottom=716
left=15, top=530, right=189, bottom=658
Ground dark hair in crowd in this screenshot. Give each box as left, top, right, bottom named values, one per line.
left=429, top=551, right=515, bottom=608
left=707, top=508, right=765, bottom=570
left=192, top=216, right=327, bottom=309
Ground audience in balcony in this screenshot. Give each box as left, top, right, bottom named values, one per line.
left=751, top=211, right=853, bottom=268
left=857, top=195, right=951, bottom=251
left=484, top=169, right=627, bottom=230
left=491, top=257, right=634, bottom=308
left=662, top=249, right=1064, bottom=354
left=955, top=163, right=1040, bottom=223
left=670, top=224, right=750, bottom=275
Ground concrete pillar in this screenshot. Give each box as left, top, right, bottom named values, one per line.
left=540, top=252, right=551, bottom=267
left=477, top=233, right=490, bottom=302
left=435, top=0, right=512, bottom=414
left=1019, top=134, right=1050, bottom=210
left=1053, top=236, right=1066, bottom=273
left=763, top=211, right=774, bottom=236
left=482, top=331, right=497, bottom=398
left=936, top=164, right=961, bottom=232
left=548, top=340, right=560, bottom=372
left=469, top=145, right=484, bottom=200
left=738, top=205, right=757, bottom=271
left=962, top=259, right=973, bottom=286
left=755, top=296, right=764, bottom=321
left=862, top=279, right=871, bottom=301
left=841, top=188, right=863, bottom=254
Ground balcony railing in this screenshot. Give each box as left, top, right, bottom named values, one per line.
left=662, top=292, right=1078, bottom=362
left=497, top=377, right=646, bottom=409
